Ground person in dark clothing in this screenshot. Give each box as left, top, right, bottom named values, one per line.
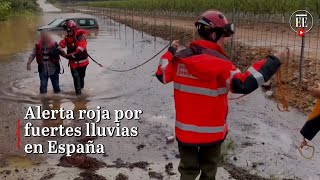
left=27, top=31, right=66, bottom=94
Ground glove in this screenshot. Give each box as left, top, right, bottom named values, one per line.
left=66, top=53, right=74, bottom=60
left=273, top=48, right=290, bottom=64
left=168, top=40, right=180, bottom=54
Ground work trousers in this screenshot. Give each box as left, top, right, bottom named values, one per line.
left=178, top=142, right=222, bottom=180
left=71, top=66, right=87, bottom=95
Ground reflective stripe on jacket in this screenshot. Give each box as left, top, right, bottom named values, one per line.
left=156, top=40, right=281, bottom=145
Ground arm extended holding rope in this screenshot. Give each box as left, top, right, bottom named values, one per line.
left=298, top=83, right=320, bottom=159
left=226, top=49, right=290, bottom=95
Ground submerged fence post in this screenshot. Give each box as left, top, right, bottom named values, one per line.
left=142, top=12, right=144, bottom=38
left=299, top=2, right=307, bottom=85
left=299, top=34, right=305, bottom=84
left=230, top=8, right=236, bottom=60
left=154, top=10, right=156, bottom=41
left=170, top=8, right=173, bottom=42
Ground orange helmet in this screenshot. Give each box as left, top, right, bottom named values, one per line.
left=195, top=10, right=234, bottom=42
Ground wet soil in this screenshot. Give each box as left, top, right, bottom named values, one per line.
left=39, top=173, right=55, bottom=180
left=164, top=163, right=175, bottom=176
left=74, top=171, right=107, bottom=180
left=106, top=158, right=150, bottom=170
left=58, top=154, right=106, bottom=171
left=80, top=7, right=320, bottom=114
left=148, top=171, right=164, bottom=179
left=224, top=163, right=271, bottom=180
left=136, top=144, right=146, bottom=151
left=115, top=173, right=128, bottom=180
left=0, top=1, right=319, bottom=180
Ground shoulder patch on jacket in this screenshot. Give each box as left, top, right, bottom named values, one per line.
left=76, top=35, right=85, bottom=42
left=175, top=48, right=194, bottom=59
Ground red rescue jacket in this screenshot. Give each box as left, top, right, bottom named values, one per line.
left=59, top=29, right=89, bottom=69
left=35, top=41, right=60, bottom=65
left=156, top=40, right=281, bottom=145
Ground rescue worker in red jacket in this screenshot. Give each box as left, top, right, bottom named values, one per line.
left=59, top=20, right=89, bottom=95
left=155, top=10, right=289, bottom=180
left=27, top=31, right=66, bottom=94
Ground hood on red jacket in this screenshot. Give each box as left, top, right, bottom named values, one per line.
left=178, top=40, right=232, bottom=81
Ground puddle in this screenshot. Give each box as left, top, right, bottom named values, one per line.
left=3, top=155, right=34, bottom=169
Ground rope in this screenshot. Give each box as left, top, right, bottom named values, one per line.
left=88, top=34, right=191, bottom=73
left=275, top=48, right=291, bottom=112
left=299, top=138, right=315, bottom=159
left=228, top=94, right=247, bottom=100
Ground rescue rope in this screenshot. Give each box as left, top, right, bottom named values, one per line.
left=299, top=138, right=315, bottom=159
left=88, top=34, right=192, bottom=73
left=228, top=94, right=247, bottom=100
left=275, top=48, right=290, bottom=112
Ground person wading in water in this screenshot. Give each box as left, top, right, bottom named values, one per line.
left=27, top=31, right=66, bottom=94
left=59, top=20, right=89, bottom=95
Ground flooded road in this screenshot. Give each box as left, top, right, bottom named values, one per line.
left=0, top=2, right=319, bottom=180
left=0, top=3, right=188, bottom=180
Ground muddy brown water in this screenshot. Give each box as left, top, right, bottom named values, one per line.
left=0, top=2, right=320, bottom=180
left=0, top=8, right=175, bottom=174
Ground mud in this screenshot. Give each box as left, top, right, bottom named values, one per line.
left=0, top=1, right=319, bottom=180
left=39, top=173, right=55, bottom=180
left=128, top=161, right=150, bottom=170
left=164, top=163, right=175, bottom=176
left=115, top=173, right=128, bottom=180
left=148, top=171, right=164, bottom=179
left=58, top=154, right=106, bottom=171
left=74, top=171, right=107, bottom=180
left=77, top=136, right=98, bottom=144
left=106, top=158, right=150, bottom=170
left=136, top=144, right=146, bottom=151
left=224, top=163, right=271, bottom=180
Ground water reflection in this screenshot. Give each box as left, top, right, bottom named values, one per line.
left=41, top=97, right=63, bottom=127
left=40, top=95, right=88, bottom=128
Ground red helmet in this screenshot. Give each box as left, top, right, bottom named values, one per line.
left=66, top=20, right=77, bottom=31
left=195, top=10, right=234, bottom=39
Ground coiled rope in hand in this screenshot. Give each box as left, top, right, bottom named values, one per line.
left=299, top=138, right=315, bottom=159
left=275, top=48, right=290, bottom=112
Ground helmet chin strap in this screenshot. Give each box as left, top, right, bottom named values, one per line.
left=197, top=24, right=224, bottom=43
left=210, top=33, right=217, bottom=42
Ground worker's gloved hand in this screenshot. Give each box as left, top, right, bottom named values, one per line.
left=273, top=48, right=290, bottom=64
left=59, top=48, right=67, bottom=58
left=66, top=53, right=74, bottom=60
left=27, top=62, right=31, bottom=71
left=168, top=40, right=180, bottom=54
left=311, top=83, right=320, bottom=98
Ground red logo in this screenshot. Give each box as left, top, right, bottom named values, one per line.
left=298, top=29, right=305, bottom=37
